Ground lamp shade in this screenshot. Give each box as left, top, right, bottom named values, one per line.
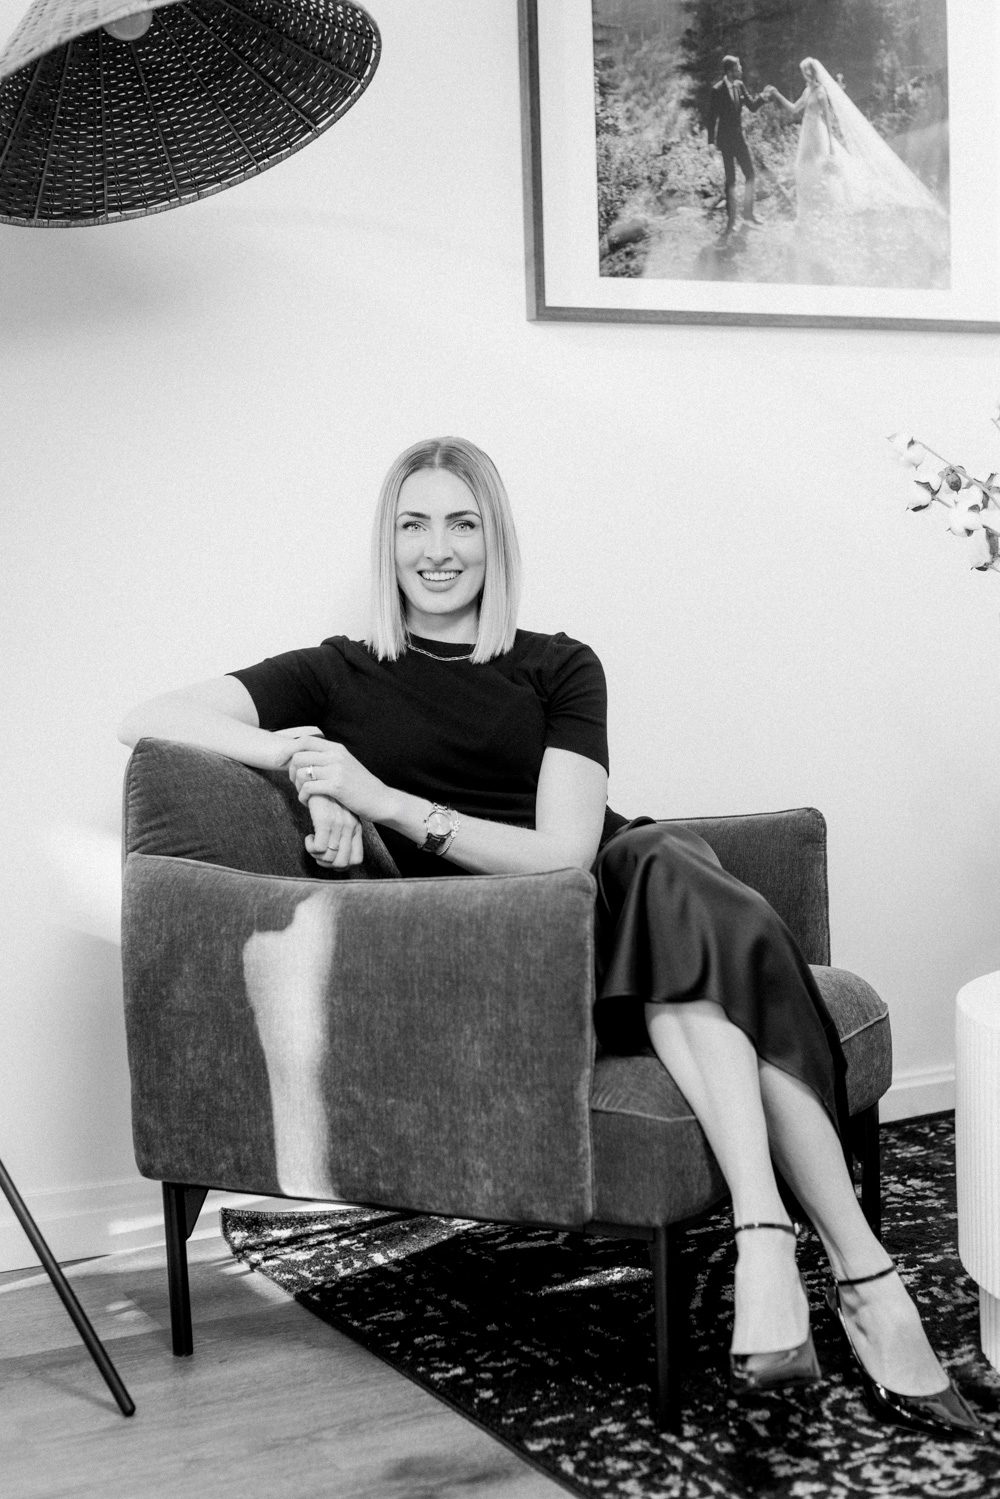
left=0, top=0, right=379, bottom=226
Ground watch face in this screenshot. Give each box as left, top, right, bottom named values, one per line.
left=427, top=811, right=452, bottom=837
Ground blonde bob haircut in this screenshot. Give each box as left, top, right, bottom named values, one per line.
left=365, top=437, right=522, bottom=665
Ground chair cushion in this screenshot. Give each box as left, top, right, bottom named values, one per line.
left=589, top=966, right=891, bottom=1227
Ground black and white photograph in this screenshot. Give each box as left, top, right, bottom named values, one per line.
left=4, top=1, right=1000, bottom=1496
left=523, top=0, right=1000, bottom=327
left=594, top=0, right=950, bottom=293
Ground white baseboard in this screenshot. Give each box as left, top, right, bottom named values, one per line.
left=880, top=1064, right=956, bottom=1123
left=0, top=1178, right=270, bottom=1274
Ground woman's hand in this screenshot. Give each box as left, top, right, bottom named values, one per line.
left=305, top=794, right=365, bottom=869
left=271, top=726, right=325, bottom=766
left=289, top=738, right=396, bottom=823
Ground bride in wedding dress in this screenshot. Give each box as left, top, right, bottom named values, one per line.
left=766, top=58, right=945, bottom=223
left=763, top=57, right=947, bottom=288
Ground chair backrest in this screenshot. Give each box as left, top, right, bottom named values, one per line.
left=122, top=738, right=400, bottom=880
left=668, top=809, right=831, bottom=967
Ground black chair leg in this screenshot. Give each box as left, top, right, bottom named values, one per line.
left=163, top=1183, right=209, bottom=1356
left=650, top=1225, right=684, bottom=1432
left=0, top=1154, right=135, bottom=1416
left=854, top=1103, right=882, bottom=1241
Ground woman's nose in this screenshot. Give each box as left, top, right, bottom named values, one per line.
left=423, top=527, right=454, bottom=562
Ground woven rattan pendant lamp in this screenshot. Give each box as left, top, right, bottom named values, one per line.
left=0, top=0, right=379, bottom=225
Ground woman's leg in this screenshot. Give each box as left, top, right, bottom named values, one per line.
left=645, top=998, right=949, bottom=1394
left=758, top=1063, right=948, bottom=1396
left=644, top=1000, right=808, bottom=1357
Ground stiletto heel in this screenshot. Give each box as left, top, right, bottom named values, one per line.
left=729, top=1222, right=822, bottom=1396
left=828, top=1264, right=984, bottom=1439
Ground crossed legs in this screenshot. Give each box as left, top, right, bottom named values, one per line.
left=644, top=999, right=948, bottom=1396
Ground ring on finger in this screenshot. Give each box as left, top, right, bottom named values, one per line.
left=305, top=766, right=316, bottom=780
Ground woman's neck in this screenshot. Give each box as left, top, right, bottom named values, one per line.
left=404, top=606, right=479, bottom=645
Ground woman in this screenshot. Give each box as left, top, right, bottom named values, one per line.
left=766, top=58, right=946, bottom=222
left=766, top=59, right=846, bottom=218
left=119, top=436, right=979, bottom=1438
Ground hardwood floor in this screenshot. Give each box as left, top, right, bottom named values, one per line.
left=0, top=1228, right=566, bottom=1499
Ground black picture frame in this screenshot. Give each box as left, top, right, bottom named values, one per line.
left=518, top=0, right=998, bottom=332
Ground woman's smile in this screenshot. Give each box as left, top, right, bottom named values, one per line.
left=419, top=569, right=462, bottom=585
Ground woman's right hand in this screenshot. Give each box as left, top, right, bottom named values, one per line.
left=305, top=794, right=365, bottom=869
left=272, top=726, right=325, bottom=766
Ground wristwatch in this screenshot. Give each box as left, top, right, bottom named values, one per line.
left=421, top=804, right=461, bottom=856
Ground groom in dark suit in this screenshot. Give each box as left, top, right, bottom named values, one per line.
left=707, top=55, right=768, bottom=239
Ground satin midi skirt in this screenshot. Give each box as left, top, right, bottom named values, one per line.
left=591, top=820, right=850, bottom=1145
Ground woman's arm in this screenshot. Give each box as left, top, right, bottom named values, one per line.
left=289, top=742, right=609, bottom=875
left=120, top=676, right=366, bottom=867
left=765, top=85, right=807, bottom=117
left=117, top=676, right=319, bottom=770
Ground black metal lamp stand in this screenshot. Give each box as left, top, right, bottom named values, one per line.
left=0, top=1155, right=135, bottom=1416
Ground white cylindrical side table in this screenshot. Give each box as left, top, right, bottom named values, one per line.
left=956, top=970, right=1000, bottom=1372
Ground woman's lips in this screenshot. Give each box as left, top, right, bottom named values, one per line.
left=419, top=570, right=461, bottom=584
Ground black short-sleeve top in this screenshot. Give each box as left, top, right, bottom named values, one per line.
left=229, top=629, right=625, bottom=876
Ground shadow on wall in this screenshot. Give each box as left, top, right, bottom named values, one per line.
left=0, top=209, right=238, bottom=342
left=46, top=824, right=123, bottom=947
left=35, top=927, right=137, bottom=1179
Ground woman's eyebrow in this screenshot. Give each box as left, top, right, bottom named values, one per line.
left=397, top=509, right=480, bottom=520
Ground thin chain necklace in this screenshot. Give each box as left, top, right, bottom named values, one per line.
left=408, top=642, right=475, bottom=662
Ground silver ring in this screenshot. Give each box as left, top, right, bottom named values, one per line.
left=306, top=766, right=315, bottom=780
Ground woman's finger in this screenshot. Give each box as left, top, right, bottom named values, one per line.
left=292, top=758, right=333, bottom=792
left=331, top=821, right=356, bottom=869
left=307, top=800, right=340, bottom=854
left=350, top=823, right=365, bottom=866
left=318, top=813, right=354, bottom=869
left=299, top=780, right=347, bottom=807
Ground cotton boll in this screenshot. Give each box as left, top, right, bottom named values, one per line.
left=967, top=529, right=994, bottom=568
left=947, top=503, right=983, bottom=536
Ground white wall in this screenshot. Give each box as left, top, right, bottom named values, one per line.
left=2, top=0, right=999, bottom=1270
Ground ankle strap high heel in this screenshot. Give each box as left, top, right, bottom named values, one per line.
left=835, top=1264, right=895, bottom=1287
left=730, top=1222, right=821, bottom=1397
left=734, top=1221, right=797, bottom=1237
left=826, top=1263, right=983, bottom=1439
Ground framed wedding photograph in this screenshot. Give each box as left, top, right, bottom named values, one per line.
left=519, top=0, right=1000, bottom=330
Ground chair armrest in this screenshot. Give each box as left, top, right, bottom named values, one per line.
left=122, top=854, right=597, bottom=1226
left=123, top=738, right=400, bottom=880
left=661, top=808, right=830, bottom=965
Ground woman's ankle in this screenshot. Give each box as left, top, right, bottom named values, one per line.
left=826, top=1246, right=894, bottom=1284
left=732, top=1204, right=793, bottom=1235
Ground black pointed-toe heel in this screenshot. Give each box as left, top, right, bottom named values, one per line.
left=828, top=1264, right=984, bottom=1440
left=729, top=1222, right=822, bottom=1396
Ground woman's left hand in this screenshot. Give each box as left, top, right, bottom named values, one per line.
left=289, top=738, right=396, bottom=823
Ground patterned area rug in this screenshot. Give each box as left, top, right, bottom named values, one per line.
left=222, top=1116, right=1000, bottom=1497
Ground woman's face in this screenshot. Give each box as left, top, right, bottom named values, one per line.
left=394, top=467, right=487, bottom=635
left=801, top=60, right=816, bottom=83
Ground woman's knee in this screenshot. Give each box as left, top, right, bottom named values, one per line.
left=599, top=822, right=721, bottom=882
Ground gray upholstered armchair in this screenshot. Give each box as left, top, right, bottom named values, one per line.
left=120, top=738, right=892, bottom=1426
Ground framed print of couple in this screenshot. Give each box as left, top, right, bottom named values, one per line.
left=519, top=0, right=1000, bottom=330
